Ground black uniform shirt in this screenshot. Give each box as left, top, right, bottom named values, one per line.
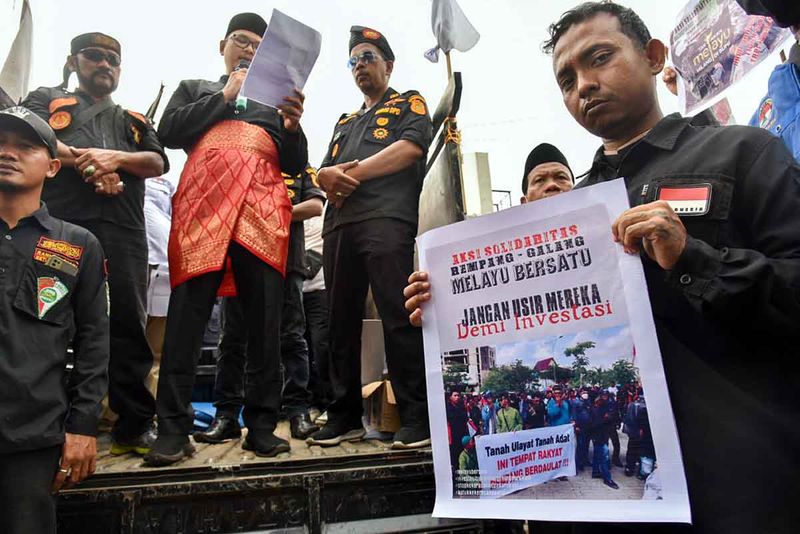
left=283, top=166, right=325, bottom=276
left=0, top=204, right=109, bottom=454
left=21, top=86, right=170, bottom=230
left=157, top=77, right=308, bottom=176
left=321, top=87, right=433, bottom=235
left=578, top=113, right=800, bottom=531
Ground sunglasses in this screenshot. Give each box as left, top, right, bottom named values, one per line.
left=79, top=47, right=121, bottom=67
left=347, top=51, right=382, bottom=70
left=229, top=33, right=260, bottom=52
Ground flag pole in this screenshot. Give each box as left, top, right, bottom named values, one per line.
left=445, top=51, right=453, bottom=79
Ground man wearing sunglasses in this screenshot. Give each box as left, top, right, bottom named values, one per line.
left=22, top=32, right=168, bottom=458
left=147, top=12, right=308, bottom=465
left=308, top=26, right=432, bottom=449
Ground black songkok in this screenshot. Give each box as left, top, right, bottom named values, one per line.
left=349, top=26, right=395, bottom=61
left=226, top=12, right=267, bottom=38
left=522, top=143, right=573, bottom=193
left=70, top=32, right=121, bottom=56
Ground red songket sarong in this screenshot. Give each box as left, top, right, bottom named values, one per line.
left=168, top=120, right=291, bottom=296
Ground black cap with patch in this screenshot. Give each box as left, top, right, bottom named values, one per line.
left=70, top=32, right=121, bottom=56
left=522, top=143, right=572, bottom=193
left=0, top=106, right=58, bottom=157
left=226, top=12, right=267, bottom=38
left=349, top=25, right=394, bottom=61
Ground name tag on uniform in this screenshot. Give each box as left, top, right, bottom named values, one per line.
left=657, top=184, right=712, bottom=216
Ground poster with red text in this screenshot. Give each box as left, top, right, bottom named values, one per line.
left=417, top=179, right=690, bottom=522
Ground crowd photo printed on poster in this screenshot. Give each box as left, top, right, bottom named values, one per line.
left=417, top=180, right=690, bottom=523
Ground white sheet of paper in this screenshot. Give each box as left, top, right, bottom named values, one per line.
left=418, top=179, right=690, bottom=523
left=239, top=9, right=321, bottom=109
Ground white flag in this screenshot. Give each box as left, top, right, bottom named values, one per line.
left=0, top=0, right=33, bottom=106
left=425, top=0, right=480, bottom=63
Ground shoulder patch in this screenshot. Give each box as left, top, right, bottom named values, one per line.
left=48, top=97, right=78, bottom=114
left=49, top=111, right=72, bottom=130
left=126, top=110, right=148, bottom=124
left=409, top=95, right=427, bottom=116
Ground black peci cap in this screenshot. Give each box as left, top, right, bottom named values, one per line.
left=226, top=12, right=267, bottom=38
left=0, top=106, right=58, bottom=157
left=70, top=32, right=121, bottom=56
left=522, top=143, right=573, bottom=193
left=349, top=25, right=394, bottom=61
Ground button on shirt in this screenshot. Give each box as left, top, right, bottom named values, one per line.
left=0, top=204, right=109, bottom=453
left=321, top=87, right=433, bottom=235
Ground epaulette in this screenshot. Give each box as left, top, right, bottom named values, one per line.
left=48, top=97, right=78, bottom=114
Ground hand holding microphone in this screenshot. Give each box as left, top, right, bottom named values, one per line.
left=222, top=59, right=250, bottom=106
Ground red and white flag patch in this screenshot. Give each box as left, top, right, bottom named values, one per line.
left=657, top=184, right=712, bottom=216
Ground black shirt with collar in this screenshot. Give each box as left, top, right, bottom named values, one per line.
left=321, top=87, right=433, bottom=236
left=157, top=76, right=308, bottom=177
left=0, top=204, right=109, bottom=454
left=282, top=165, right=325, bottom=276
left=21, top=86, right=170, bottom=231
left=579, top=113, right=800, bottom=532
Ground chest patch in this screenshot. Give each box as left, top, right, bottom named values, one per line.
left=36, top=237, right=83, bottom=261
left=657, top=184, right=712, bottom=216
left=38, top=277, right=69, bottom=319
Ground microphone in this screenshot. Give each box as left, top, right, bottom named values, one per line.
left=234, top=59, right=250, bottom=113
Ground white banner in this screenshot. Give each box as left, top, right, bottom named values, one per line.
left=418, top=179, right=690, bottom=523
left=468, top=424, right=576, bottom=498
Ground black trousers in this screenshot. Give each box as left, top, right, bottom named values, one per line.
left=214, top=273, right=311, bottom=418
left=323, top=218, right=428, bottom=427
left=74, top=220, right=155, bottom=439
left=157, top=242, right=283, bottom=435
left=0, top=445, right=61, bottom=534
left=304, top=289, right=331, bottom=409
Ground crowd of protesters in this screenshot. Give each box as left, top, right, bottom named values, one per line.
left=446, top=382, right=654, bottom=491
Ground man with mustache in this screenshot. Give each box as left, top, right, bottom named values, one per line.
left=544, top=2, right=800, bottom=532
left=22, top=33, right=168, bottom=457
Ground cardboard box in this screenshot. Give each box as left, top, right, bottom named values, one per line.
left=362, top=379, right=400, bottom=433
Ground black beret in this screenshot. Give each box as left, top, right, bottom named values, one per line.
left=349, top=25, right=394, bottom=61
left=70, top=32, right=120, bottom=56
left=522, top=143, right=572, bottom=193
left=226, top=12, right=267, bottom=38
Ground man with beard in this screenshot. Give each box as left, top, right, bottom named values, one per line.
left=544, top=2, right=800, bottom=531
left=22, top=33, right=168, bottom=456
left=0, top=107, right=108, bottom=534
left=307, top=26, right=433, bottom=449
left=147, top=13, right=307, bottom=465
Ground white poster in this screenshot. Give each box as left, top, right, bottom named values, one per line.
left=418, top=179, right=690, bottom=523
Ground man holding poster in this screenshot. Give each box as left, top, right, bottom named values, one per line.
left=542, top=1, right=800, bottom=531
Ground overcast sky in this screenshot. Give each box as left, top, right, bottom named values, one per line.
left=0, top=0, right=785, bottom=200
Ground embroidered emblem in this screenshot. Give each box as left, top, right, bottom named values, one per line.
left=389, top=93, right=399, bottom=99
left=376, top=117, right=390, bottom=126
left=283, top=178, right=295, bottom=186
left=362, top=29, right=381, bottom=40
left=373, top=128, right=389, bottom=140
left=657, top=184, right=712, bottom=216
left=49, top=110, right=72, bottom=130
left=383, top=97, right=406, bottom=106
left=36, top=237, right=83, bottom=261
left=337, top=114, right=356, bottom=126
left=409, top=95, right=427, bottom=116
left=332, top=143, right=339, bottom=158
left=307, top=167, right=319, bottom=187
left=48, top=97, right=78, bottom=114
left=34, top=249, right=79, bottom=276
left=37, top=277, right=69, bottom=319
left=376, top=107, right=402, bottom=116
left=757, top=98, right=776, bottom=130
left=130, top=124, right=142, bottom=144
left=287, top=188, right=296, bottom=199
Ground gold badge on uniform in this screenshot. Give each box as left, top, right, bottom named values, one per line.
left=307, top=167, right=320, bottom=187
left=287, top=188, right=296, bottom=199
left=373, top=128, right=389, bottom=140
left=409, top=95, right=427, bottom=116
left=363, top=28, right=382, bottom=40
left=49, top=110, right=72, bottom=130
left=376, top=117, right=389, bottom=127
left=130, top=125, right=142, bottom=144
left=332, top=143, right=339, bottom=158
